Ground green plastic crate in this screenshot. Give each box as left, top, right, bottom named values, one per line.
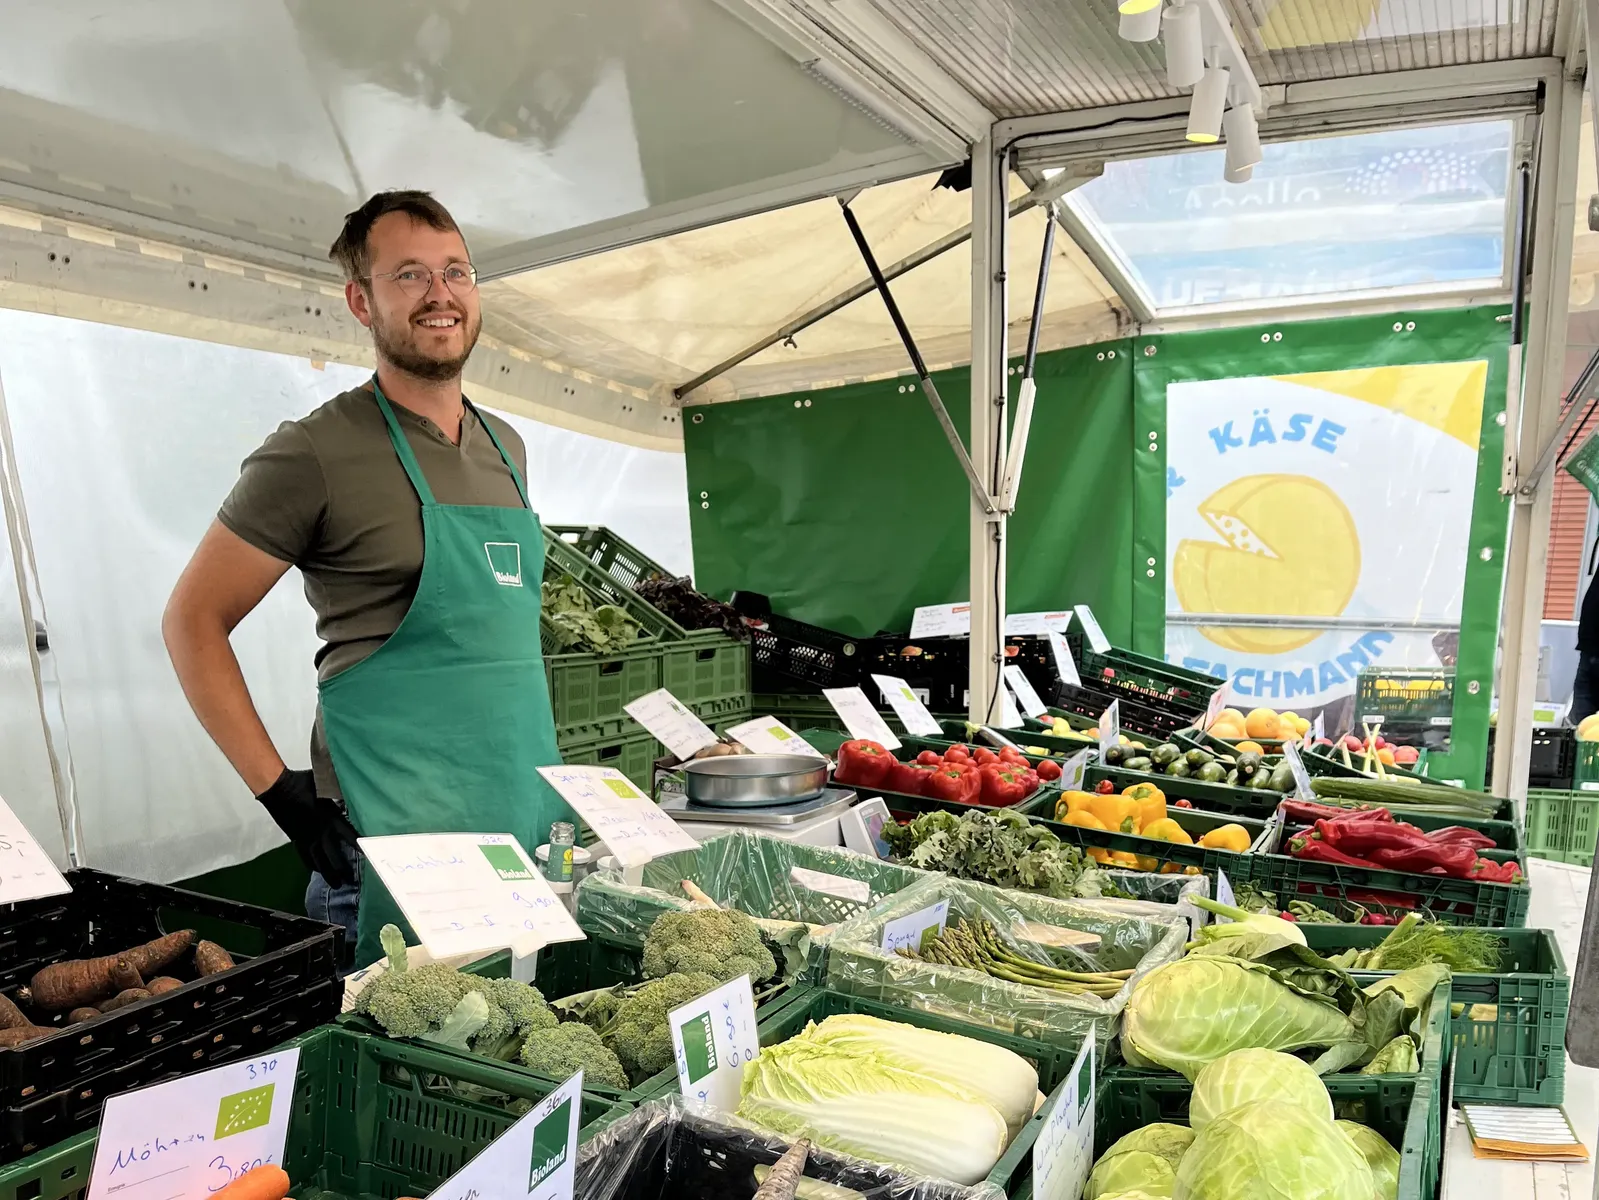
left=1079, top=762, right=1288, bottom=819
left=660, top=636, right=751, bottom=708
left=0, top=1026, right=629, bottom=1200
left=548, top=524, right=672, bottom=593
left=559, top=699, right=752, bottom=793
left=1301, top=925, right=1569, bottom=1106
left=1356, top=667, right=1454, bottom=727
left=1068, top=1067, right=1439, bottom=1200
left=1527, top=787, right=1599, bottom=866
left=754, top=693, right=936, bottom=738
left=547, top=641, right=663, bottom=741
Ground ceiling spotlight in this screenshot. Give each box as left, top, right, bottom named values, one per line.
left=1119, top=3, right=1163, bottom=41
left=1117, top=0, right=1162, bottom=12
left=1163, top=3, right=1205, bottom=89
left=1187, top=66, right=1229, bottom=144
left=1223, top=103, right=1262, bottom=174
left=1224, top=162, right=1254, bottom=184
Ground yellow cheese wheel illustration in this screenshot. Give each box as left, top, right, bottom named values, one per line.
left=1172, top=474, right=1361, bottom=655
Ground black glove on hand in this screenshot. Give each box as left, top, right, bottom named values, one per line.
left=257, top=768, right=360, bottom=889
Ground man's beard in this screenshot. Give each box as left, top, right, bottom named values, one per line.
left=371, top=302, right=481, bottom=383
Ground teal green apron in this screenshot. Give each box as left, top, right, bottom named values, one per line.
left=320, top=380, right=571, bottom=968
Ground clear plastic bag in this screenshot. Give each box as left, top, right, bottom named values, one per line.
left=574, top=831, right=929, bottom=944
left=1090, top=869, right=1211, bottom=938
left=825, top=873, right=1187, bottom=1055
left=574, top=1095, right=1004, bottom=1200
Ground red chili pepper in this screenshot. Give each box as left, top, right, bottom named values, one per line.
left=979, top=762, right=1033, bottom=807
left=1036, top=759, right=1063, bottom=782
left=1280, top=800, right=1393, bottom=825
left=1424, top=826, right=1497, bottom=851
left=836, top=740, right=894, bottom=787
left=1289, top=837, right=1380, bottom=868
left=924, top=762, right=981, bottom=805
left=915, top=750, right=943, bottom=767
left=1313, top=817, right=1431, bottom=856
left=1095, top=779, right=1116, bottom=795
left=1366, top=840, right=1481, bottom=878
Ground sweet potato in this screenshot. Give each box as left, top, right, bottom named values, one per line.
left=109, top=959, right=141, bottom=992
left=194, top=941, right=235, bottom=976
left=67, top=1007, right=101, bottom=1023
left=0, top=993, right=31, bottom=1032
left=212, top=1164, right=290, bottom=1200
left=146, top=977, right=184, bottom=996
left=22, top=931, right=196, bottom=1011
left=98, top=988, right=150, bottom=1013
left=0, top=1025, right=49, bottom=1047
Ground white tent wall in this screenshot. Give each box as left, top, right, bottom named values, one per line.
left=0, top=308, right=691, bottom=883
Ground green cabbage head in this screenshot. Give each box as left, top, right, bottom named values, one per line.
left=1086, top=1123, right=1193, bottom=1199
left=1191, top=1049, right=1332, bottom=1131
left=1123, top=958, right=1356, bottom=1080
left=1337, top=1121, right=1400, bottom=1200
left=1174, top=1101, right=1375, bottom=1200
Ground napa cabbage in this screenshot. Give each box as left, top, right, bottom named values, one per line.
left=1174, top=1101, right=1374, bottom=1200
left=738, top=1038, right=1010, bottom=1185
left=1190, top=1049, right=1332, bottom=1130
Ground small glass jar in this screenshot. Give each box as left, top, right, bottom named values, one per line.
left=543, top=821, right=576, bottom=883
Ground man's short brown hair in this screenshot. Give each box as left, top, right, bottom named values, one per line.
left=328, top=191, right=464, bottom=284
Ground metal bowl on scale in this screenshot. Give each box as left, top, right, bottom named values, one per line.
left=680, top=754, right=831, bottom=807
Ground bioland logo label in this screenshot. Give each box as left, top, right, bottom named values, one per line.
left=484, top=542, right=523, bottom=587
left=527, top=1096, right=573, bottom=1189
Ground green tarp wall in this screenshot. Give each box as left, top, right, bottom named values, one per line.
left=686, top=306, right=1509, bottom=788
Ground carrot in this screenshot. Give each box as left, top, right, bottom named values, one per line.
left=67, top=1007, right=101, bottom=1023
left=22, top=931, right=196, bottom=1011
left=99, top=988, right=150, bottom=1013
left=146, top=977, right=184, bottom=996
left=194, top=941, right=236, bottom=976
left=212, top=1164, right=290, bottom=1200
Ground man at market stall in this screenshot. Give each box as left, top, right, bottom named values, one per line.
left=162, top=190, right=572, bottom=969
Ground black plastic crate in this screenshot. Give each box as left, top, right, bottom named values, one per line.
left=746, top=612, right=867, bottom=693
left=0, top=869, right=341, bottom=1159
left=1051, top=680, right=1192, bottom=740
left=866, top=635, right=1058, bottom=713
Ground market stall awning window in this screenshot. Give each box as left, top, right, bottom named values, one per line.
left=1067, top=120, right=1516, bottom=316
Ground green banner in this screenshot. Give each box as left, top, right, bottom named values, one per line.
left=1565, top=427, right=1599, bottom=502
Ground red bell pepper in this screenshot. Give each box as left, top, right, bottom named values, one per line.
left=1312, top=816, right=1430, bottom=856
left=885, top=760, right=931, bottom=796
left=835, top=740, right=894, bottom=787
left=1472, top=857, right=1524, bottom=885
left=915, top=750, right=943, bottom=767
left=979, top=762, right=1033, bottom=807
left=1288, top=836, right=1381, bottom=868
left=973, top=747, right=999, bottom=766
left=997, top=745, right=1028, bottom=765
left=944, top=746, right=972, bottom=765
left=1365, top=840, right=1480, bottom=878
left=924, top=761, right=981, bottom=805
left=1424, top=826, right=1497, bottom=851
left=1036, top=759, right=1063, bottom=782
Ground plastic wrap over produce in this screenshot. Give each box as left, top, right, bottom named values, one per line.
left=1094, top=870, right=1211, bottom=939
left=573, top=1096, right=1004, bottom=1200
left=825, top=874, right=1187, bottom=1053
left=574, top=831, right=929, bottom=943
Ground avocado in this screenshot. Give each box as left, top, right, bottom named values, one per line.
left=1268, top=763, right=1295, bottom=792
left=1151, top=743, right=1182, bottom=767
left=1165, top=759, right=1192, bottom=778
left=1184, top=748, right=1214, bottom=767
left=1195, top=762, right=1227, bottom=784
left=1123, top=756, right=1154, bottom=774
left=1103, top=744, right=1127, bottom=766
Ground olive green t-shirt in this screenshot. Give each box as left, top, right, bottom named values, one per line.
left=217, top=383, right=530, bottom=799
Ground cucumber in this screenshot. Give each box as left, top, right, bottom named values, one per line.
left=1123, top=756, right=1154, bottom=774
left=1184, top=748, right=1214, bottom=767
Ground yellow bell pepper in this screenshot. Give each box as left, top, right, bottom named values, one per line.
left=1121, top=782, right=1167, bottom=830
left=1063, top=809, right=1108, bottom=830
left=1198, top=823, right=1253, bottom=852
left=1140, top=817, right=1193, bottom=845
left=1109, top=851, right=1142, bottom=869
left=1088, top=793, right=1141, bottom=834
left=1134, top=855, right=1159, bottom=872
left=1056, top=791, right=1096, bottom=820
left=1089, top=847, right=1114, bottom=865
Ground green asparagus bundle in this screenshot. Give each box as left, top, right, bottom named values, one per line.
left=895, top=919, right=1135, bottom=997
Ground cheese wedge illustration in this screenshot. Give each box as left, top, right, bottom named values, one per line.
left=1172, top=474, right=1361, bottom=655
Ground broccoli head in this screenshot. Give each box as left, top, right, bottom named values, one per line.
left=607, top=971, right=720, bottom=1082
left=641, top=909, right=777, bottom=985
left=355, top=961, right=474, bottom=1039
left=518, top=1022, right=629, bottom=1091
left=462, top=975, right=559, bottom=1057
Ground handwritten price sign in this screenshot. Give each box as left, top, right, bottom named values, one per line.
left=358, top=833, right=585, bottom=960
left=537, top=765, right=699, bottom=868
left=670, top=975, right=759, bottom=1112
left=0, top=794, right=69, bottom=905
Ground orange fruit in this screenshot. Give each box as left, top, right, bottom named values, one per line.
left=1211, top=720, right=1246, bottom=740
left=1235, top=740, right=1265, bottom=755
left=1245, top=708, right=1281, bottom=739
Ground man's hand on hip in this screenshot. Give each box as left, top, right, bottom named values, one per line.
left=257, top=768, right=360, bottom=888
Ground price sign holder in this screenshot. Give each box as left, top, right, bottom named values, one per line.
left=1282, top=741, right=1315, bottom=800
left=624, top=689, right=719, bottom=761
left=871, top=674, right=944, bottom=737
left=359, top=834, right=585, bottom=976
left=1062, top=748, right=1091, bottom=793
left=1215, top=868, right=1235, bottom=918
left=910, top=603, right=971, bottom=638
left=1097, top=700, right=1120, bottom=756
left=88, top=1048, right=301, bottom=1200
left=1032, top=1039, right=1094, bottom=1200
left=881, top=900, right=949, bottom=953
left=538, top=765, right=700, bottom=869
left=1073, top=605, right=1111, bottom=654
left=1202, top=681, right=1233, bottom=733
left=670, top=975, right=759, bottom=1112
left=1048, top=632, right=1081, bottom=689
left=1003, top=665, right=1048, bottom=718
left=0, top=795, right=69, bottom=905
left=429, top=1070, right=584, bottom=1200
left=725, top=716, right=825, bottom=758
left=823, top=687, right=903, bottom=751
left=1312, top=713, right=1326, bottom=746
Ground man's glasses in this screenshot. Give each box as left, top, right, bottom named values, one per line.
left=366, top=261, right=478, bottom=298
